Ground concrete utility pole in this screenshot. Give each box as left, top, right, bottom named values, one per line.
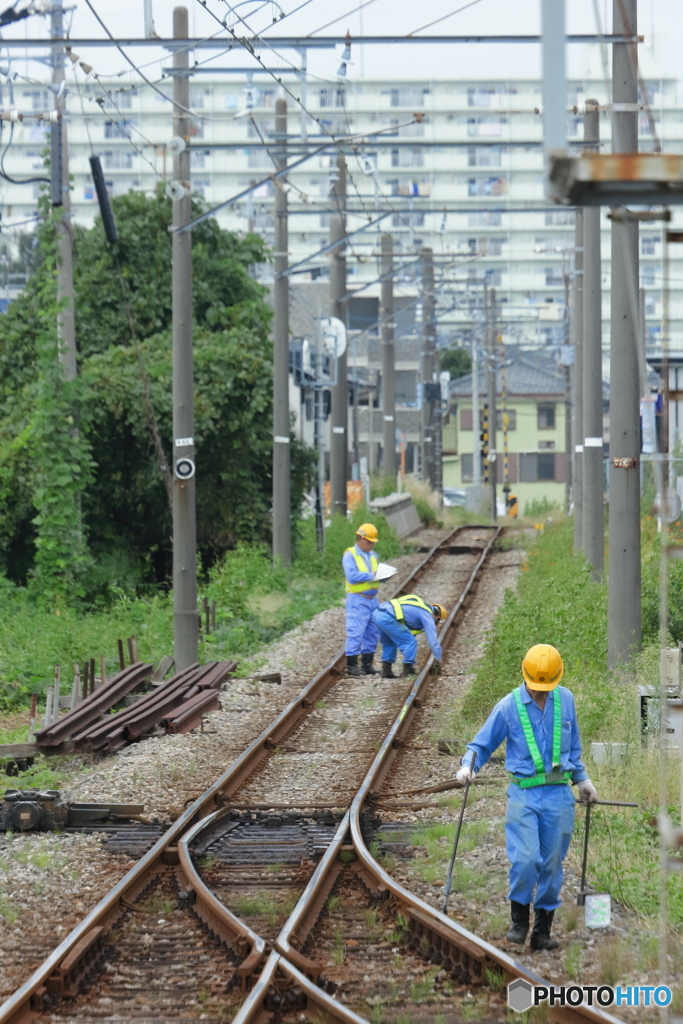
left=272, top=98, right=291, bottom=565
left=471, top=336, right=482, bottom=488
left=171, top=6, right=198, bottom=671
left=608, top=0, right=641, bottom=668
left=573, top=208, right=584, bottom=551
left=583, top=100, right=604, bottom=580
left=380, top=233, right=396, bottom=481
left=51, top=0, right=76, bottom=382
left=421, top=247, right=436, bottom=489
left=329, top=155, right=347, bottom=516
left=487, top=286, right=498, bottom=521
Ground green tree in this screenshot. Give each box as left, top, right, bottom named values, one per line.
left=439, top=346, right=472, bottom=379
left=0, top=188, right=315, bottom=589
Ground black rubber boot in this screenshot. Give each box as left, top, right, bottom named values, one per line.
left=530, top=908, right=559, bottom=951
left=362, top=653, right=379, bottom=675
left=381, top=661, right=397, bottom=678
left=401, top=662, right=416, bottom=677
left=505, top=901, right=530, bottom=945
left=346, top=655, right=362, bottom=677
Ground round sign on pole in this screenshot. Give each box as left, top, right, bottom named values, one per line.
left=320, top=316, right=347, bottom=359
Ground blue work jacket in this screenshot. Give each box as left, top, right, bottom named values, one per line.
left=342, top=545, right=379, bottom=598
left=377, top=599, right=442, bottom=659
left=462, top=684, right=588, bottom=783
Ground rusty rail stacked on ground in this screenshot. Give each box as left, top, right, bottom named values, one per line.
left=34, top=663, right=154, bottom=747
left=70, top=660, right=237, bottom=749
left=33, top=661, right=236, bottom=752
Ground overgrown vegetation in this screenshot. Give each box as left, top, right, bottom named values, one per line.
left=0, top=187, right=315, bottom=593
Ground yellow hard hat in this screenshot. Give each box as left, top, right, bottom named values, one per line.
left=356, top=522, right=379, bottom=543
left=521, top=644, right=564, bottom=691
left=432, top=604, right=448, bottom=622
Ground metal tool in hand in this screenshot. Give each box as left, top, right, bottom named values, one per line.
left=443, top=753, right=476, bottom=914
left=577, top=799, right=638, bottom=905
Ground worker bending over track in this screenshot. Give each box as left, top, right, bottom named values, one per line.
left=343, top=523, right=381, bottom=677
left=456, top=644, right=598, bottom=951
left=373, top=595, right=447, bottom=678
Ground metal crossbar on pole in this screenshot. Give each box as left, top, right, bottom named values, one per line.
left=0, top=34, right=641, bottom=48
left=380, top=233, right=396, bottom=481
left=607, top=0, right=641, bottom=668
left=329, top=155, right=347, bottom=517
left=583, top=100, right=604, bottom=580
left=171, top=6, right=198, bottom=672
left=272, top=97, right=291, bottom=566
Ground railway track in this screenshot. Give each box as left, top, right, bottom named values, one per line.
left=0, top=525, right=620, bottom=1024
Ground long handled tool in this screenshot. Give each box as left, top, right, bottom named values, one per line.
left=443, top=754, right=476, bottom=914
left=577, top=799, right=638, bottom=905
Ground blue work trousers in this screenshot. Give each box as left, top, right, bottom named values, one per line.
left=505, top=782, right=575, bottom=911
left=373, top=608, right=418, bottom=664
left=345, top=594, right=379, bottom=656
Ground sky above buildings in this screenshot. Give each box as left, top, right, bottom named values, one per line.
left=0, top=0, right=681, bottom=87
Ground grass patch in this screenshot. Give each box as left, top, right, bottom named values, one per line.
left=141, top=895, right=175, bottom=916
left=232, top=893, right=276, bottom=923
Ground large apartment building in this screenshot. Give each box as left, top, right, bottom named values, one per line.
left=1, top=69, right=682, bottom=489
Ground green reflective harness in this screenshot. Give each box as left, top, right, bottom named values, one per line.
left=510, top=686, right=571, bottom=788
left=390, top=595, right=433, bottom=636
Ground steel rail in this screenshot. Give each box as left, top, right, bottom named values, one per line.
left=0, top=524, right=477, bottom=1024
left=235, top=525, right=623, bottom=1024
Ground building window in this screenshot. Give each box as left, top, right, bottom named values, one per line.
left=538, top=440, right=556, bottom=450
left=102, top=149, right=134, bottom=170
left=520, top=452, right=556, bottom=482
left=544, top=267, right=564, bottom=287
left=537, top=404, right=556, bottom=429
left=460, top=409, right=472, bottom=431
left=461, top=453, right=485, bottom=482
left=641, top=265, right=657, bottom=286
left=467, top=146, right=502, bottom=168
left=467, top=176, right=507, bottom=197
left=468, top=210, right=502, bottom=227
left=389, top=87, right=428, bottom=107
left=190, top=149, right=210, bottom=169
left=104, top=119, right=135, bottom=139
left=391, top=148, right=425, bottom=168
left=496, top=409, right=516, bottom=431
left=319, top=88, right=344, bottom=108
left=545, top=209, right=574, bottom=226
left=641, top=236, right=658, bottom=256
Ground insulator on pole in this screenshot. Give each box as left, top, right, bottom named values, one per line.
left=89, top=155, right=118, bottom=244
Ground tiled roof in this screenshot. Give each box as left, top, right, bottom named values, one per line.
left=450, top=355, right=567, bottom=398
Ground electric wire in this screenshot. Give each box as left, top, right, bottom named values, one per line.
left=407, top=0, right=486, bottom=37
left=0, top=120, right=50, bottom=184
left=306, top=0, right=378, bottom=37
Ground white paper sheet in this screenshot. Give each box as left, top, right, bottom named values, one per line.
left=374, top=562, right=398, bottom=582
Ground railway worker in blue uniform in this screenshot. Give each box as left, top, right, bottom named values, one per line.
left=343, top=522, right=381, bottom=677
left=373, top=595, right=448, bottom=678
left=456, top=644, right=598, bottom=951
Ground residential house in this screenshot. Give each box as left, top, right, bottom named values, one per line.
left=444, top=357, right=568, bottom=511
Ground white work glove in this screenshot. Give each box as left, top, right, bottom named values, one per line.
left=456, top=765, right=476, bottom=786
left=578, top=779, right=598, bottom=805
